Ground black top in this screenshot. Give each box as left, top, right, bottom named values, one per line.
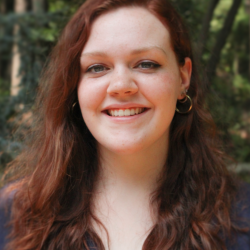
left=0, top=184, right=250, bottom=249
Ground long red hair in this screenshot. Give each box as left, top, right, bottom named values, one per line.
left=3, top=0, right=242, bottom=249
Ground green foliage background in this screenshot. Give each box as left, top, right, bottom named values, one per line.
left=0, top=0, right=249, bottom=180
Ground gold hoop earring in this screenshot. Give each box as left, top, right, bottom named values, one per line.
left=72, top=102, right=77, bottom=109
left=71, top=101, right=82, bottom=119
left=71, top=102, right=78, bottom=114
left=178, top=95, right=188, bottom=103
left=176, top=95, right=192, bottom=114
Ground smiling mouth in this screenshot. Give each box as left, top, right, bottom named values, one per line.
left=106, top=108, right=146, bottom=117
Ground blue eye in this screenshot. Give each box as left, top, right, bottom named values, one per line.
left=137, top=61, right=160, bottom=69
left=87, top=65, right=107, bottom=73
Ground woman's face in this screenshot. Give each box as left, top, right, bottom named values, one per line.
left=78, top=7, right=191, bottom=155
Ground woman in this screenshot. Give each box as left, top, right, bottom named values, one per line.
left=0, top=0, right=250, bottom=249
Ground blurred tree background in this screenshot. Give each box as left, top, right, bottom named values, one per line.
left=0, top=0, right=249, bottom=181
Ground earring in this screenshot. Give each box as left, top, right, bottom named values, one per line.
left=71, top=101, right=82, bottom=119
left=71, top=102, right=78, bottom=113
left=72, top=102, right=77, bottom=109
left=176, top=95, right=192, bottom=114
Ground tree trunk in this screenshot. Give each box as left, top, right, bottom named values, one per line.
left=206, top=0, right=243, bottom=81
left=0, top=0, right=14, bottom=86
left=32, top=0, right=46, bottom=13
left=245, top=0, right=250, bottom=78
left=10, top=0, right=27, bottom=96
left=197, top=0, right=220, bottom=59
left=0, top=0, right=6, bottom=81
left=0, top=0, right=6, bottom=13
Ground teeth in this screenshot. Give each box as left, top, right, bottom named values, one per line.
left=108, top=108, right=145, bottom=117
left=119, top=110, right=124, bottom=116
left=124, top=109, right=130, bottom=116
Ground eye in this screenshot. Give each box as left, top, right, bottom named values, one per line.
left=86, top=64, right=108, bottom=73
left=137, top=61, right=161, bottom=69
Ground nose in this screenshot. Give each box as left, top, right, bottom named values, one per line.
left=107, top=68, right=138, bottom=97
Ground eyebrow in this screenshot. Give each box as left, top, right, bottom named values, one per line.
left=131, top=46, right=167, bottom=56
left=80, top=46, right=167, bottom=58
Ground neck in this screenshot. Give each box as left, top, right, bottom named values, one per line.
left=96, top=136, right=168, bottom=198
left=92, top=137, right=168, bottom=249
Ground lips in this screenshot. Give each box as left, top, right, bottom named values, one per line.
left=102, top=103, right=149, bottom=117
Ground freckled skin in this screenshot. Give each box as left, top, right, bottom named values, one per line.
left=78, top=7, right=192, bottom=155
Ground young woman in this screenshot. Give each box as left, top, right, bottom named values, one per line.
left=0, top=0, right=250, bottom=249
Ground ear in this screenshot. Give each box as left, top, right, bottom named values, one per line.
left=177, top=57, right=192, bottom=100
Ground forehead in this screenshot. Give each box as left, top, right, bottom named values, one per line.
left=82, top=6, right=172, bottom=55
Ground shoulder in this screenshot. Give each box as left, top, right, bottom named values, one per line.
left=233, top=182, right=250, bottom=224
left=0, top=185, right=16, bottom=250
left=238, top=181, right=250, bottom=205
left=226, top=182, right=250, bottom=250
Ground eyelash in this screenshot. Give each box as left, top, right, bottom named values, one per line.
left=86, top=64, right=108, bottom=73
left=86, top=61, right=161, bottom=73
left=136, top=61, right=161, bottom=69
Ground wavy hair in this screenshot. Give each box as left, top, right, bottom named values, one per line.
left=3, top=0, right=242, bottom=249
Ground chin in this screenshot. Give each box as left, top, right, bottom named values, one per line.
left=99, top=141, right=146, bottom=155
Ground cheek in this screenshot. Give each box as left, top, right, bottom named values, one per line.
left=140, top=73, right=180, bottom=105
left=77, top=79, right=106, bottom=112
